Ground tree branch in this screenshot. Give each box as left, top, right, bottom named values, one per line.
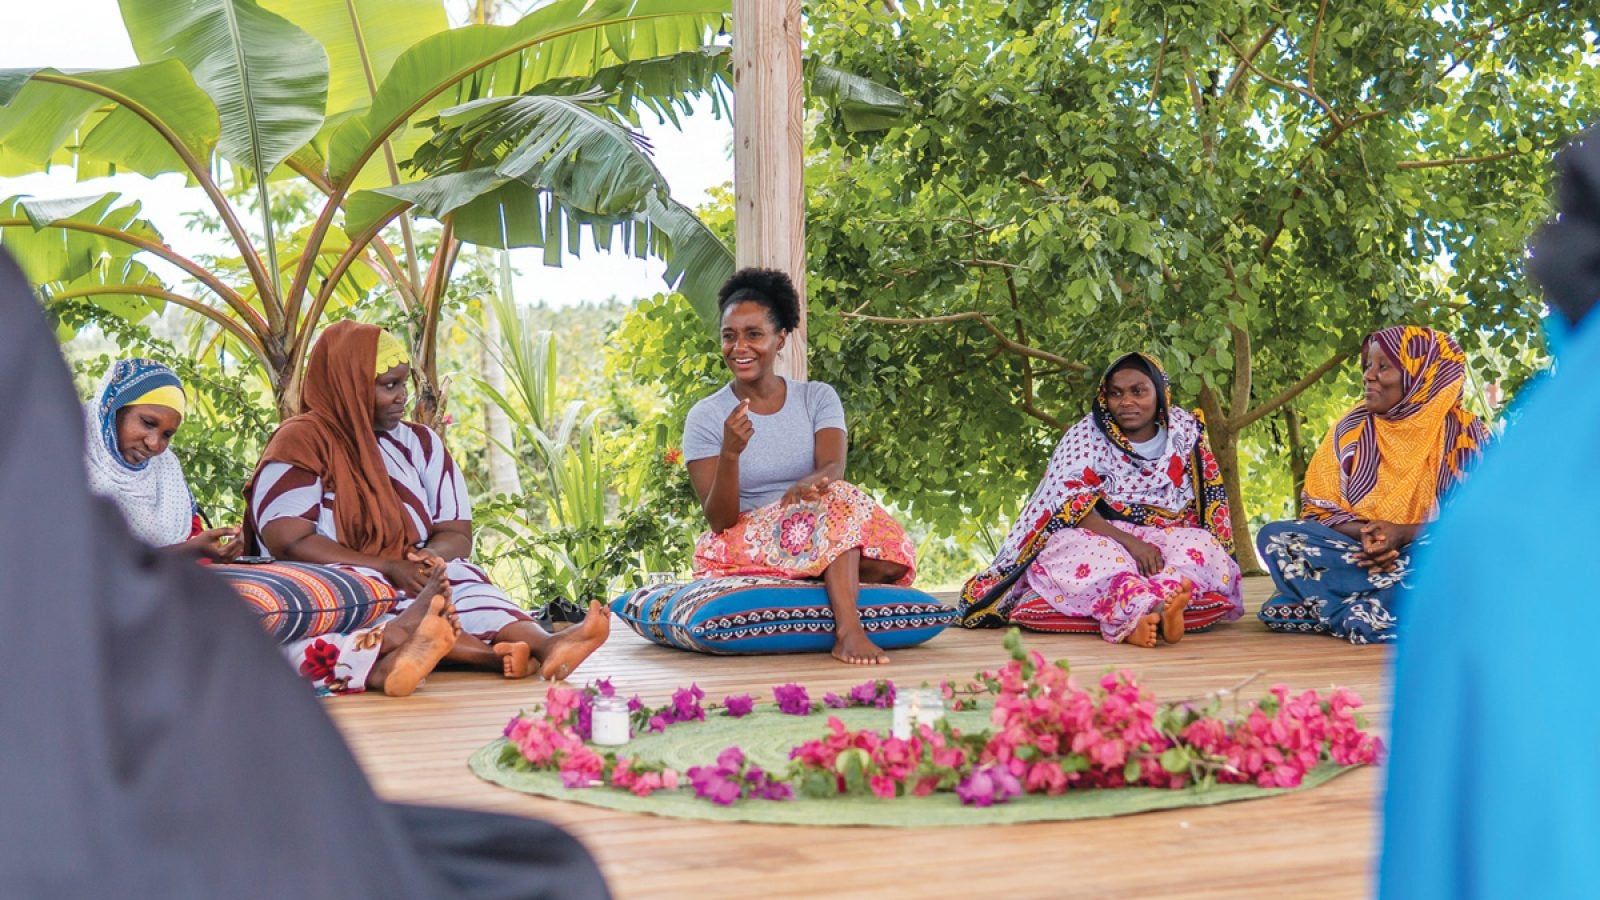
left=1222, top=26, right=1280, bottom=99
left=1147, top=17, right=1170, bottom=111
left=1218, top=29, right=1341, bottom=127
left=1306, top=0, right=1328, bottom=92
left=1397, top=149, right=1520, bottom=169
left=1232, top=351, right=1351, bottom=430
left=0, top=217, right=267, bottom=336
left=842, top=310, right=1089, bottom=372
left=1004, top=273, right=1063, bottom=430
left=1179, top=53, right=1216, bottom=159
left=284, top=156, right=418, bottom=311
left=1228, top=323, right=1252, bottom=415
left=52, top=285, right=268, bottom=363
left=34, top=73, right=279, bottom=327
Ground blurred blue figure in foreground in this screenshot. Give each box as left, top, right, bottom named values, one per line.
left=1381, top=130, right=1600, bottom=898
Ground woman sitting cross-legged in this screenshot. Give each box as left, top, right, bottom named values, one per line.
left=84, top=357, right=462, bottom=697
left=1256, top=326, right=1489, bottom=644
left=684, top=268, right=917, bottom=666
left=244, top=321, right=610, bottom=681
left=960, top=353, right=1243, bottom=646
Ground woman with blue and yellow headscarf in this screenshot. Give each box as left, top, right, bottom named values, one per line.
left=1256, top=326, right=1490, bottom=644
left=83, top=358, right=240, bottom=558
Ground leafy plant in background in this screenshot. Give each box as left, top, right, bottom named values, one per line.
left=472, top=287, right=693, bottom=609
left=0, top=0, right=736, bottom=421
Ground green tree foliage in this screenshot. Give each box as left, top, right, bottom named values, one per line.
left=798, top=0, right=1598, bottom=561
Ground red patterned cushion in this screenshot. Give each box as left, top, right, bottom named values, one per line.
left=1008, top=590, right=1235, bottom=635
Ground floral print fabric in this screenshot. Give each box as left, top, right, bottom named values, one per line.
left=693, top=481, right=916, bottom=584
left=283, top=622, right=388, bottom=697
left=1255, top=519, right=1413, bottom=644
left=1022, top=520, right=1242, bottom=643
left=959, top=352, right=1234, bottom=627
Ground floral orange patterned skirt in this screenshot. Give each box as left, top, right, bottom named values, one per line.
left=693, top=481, right=917, bottom=585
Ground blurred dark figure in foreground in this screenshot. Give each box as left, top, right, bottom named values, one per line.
left=0, top=252, right=609, bottom=900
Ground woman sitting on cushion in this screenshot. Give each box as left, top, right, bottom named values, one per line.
left=683, top=268, right=917, bottom=666
left=1256, top=325, right=1489, bottom=644
left=85, top=358, right=461, bottom=697
left=960, top=353, right=1243, bottom=646
left=245, top=321, right=609, bottom=681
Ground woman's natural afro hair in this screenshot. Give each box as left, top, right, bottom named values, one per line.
left=716, top=267, right=800, bottom=333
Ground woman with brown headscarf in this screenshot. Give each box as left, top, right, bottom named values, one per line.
left=245, top=320, right=610, bottom=681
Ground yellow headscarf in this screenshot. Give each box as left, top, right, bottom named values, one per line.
left=125, top=385, right=187, bottom=417
left=374, top=329, right=410, bottom=376
left=1302, top=326, right=1490, bottom=526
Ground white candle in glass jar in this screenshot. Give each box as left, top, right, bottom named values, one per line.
left=591, top=697, right=630, bottom=746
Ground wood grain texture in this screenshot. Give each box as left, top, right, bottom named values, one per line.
left=328, top=577, right=1386, bottom=899
left=731, top=0, right=808, bottom=381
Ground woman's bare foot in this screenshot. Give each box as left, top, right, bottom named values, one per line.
left=380, top=567, right=449, bottom=651
left=537, top=601, right=611, bottom=681
left=1122, top=613, right=1160, bottom=648
left=379, top=604, right=457, bottom=697
left=832, top=629, right=890, bottom=665
left=1161, top=581, right=1193, bottom=645
left=493, top=641, right=533, bottom=679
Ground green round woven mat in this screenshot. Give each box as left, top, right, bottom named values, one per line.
left=470, top=706, right=1359, bottom=827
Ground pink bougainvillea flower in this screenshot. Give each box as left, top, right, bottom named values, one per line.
left=773, top=683, right=812, bottom=715
left=723, top=694, right=755, bottom=718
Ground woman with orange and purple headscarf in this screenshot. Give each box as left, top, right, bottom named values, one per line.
left=1257, top=326, right=1490, bottom=644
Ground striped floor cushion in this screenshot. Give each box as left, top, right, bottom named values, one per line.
left=1007, top=589, right=1236, bottom=635
left=612, top=576, right=955, bottom=655
left=211, top=561, right=398, bottom=644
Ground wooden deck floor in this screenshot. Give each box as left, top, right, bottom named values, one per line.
left=327, top=577, right=1388, bottom=899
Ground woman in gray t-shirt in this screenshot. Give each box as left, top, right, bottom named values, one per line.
left=683, top=269, right=917, bottom=665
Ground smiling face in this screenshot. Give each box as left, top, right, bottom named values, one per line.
left=115, top=403, right=183, bottom=466
left=1104, top=367, right=1160, bottom=442
left=373, top=362, right=411, bottom=432
left=1362, top=346, right=1406, bottom=415
left=720, top=300, right=787, bottom=383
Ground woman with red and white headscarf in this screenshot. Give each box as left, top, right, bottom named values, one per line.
left=960, top=352, right=1242, bottom=647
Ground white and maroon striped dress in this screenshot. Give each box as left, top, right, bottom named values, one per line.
left=248, top=422, right=532, bottom=651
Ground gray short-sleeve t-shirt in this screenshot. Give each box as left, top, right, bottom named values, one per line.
left=682, top=377, right=847, bottom=512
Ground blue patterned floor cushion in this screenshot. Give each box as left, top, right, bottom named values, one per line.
left=611, top=576, right=956, bottom=655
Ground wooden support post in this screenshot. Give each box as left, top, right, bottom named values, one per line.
left=732, top=0, right=807, bottom=380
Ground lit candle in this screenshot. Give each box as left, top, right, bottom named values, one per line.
left=591, top=697, right=630, bottom=746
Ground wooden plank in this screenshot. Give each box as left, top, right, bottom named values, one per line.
left=731, top=0, right=808, bottom=381
left=327, top=577, right=1386, bottom=898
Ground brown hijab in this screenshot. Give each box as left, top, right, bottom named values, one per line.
left=245, top=320, right=418, bottom=560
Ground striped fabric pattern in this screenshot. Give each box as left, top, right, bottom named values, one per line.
left=245, top=421, right=531, bottom=641
left=213, top=561, right=397, bottom=644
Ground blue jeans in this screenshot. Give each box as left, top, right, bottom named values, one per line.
left=1255, top=519, right=1414, bottom=645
